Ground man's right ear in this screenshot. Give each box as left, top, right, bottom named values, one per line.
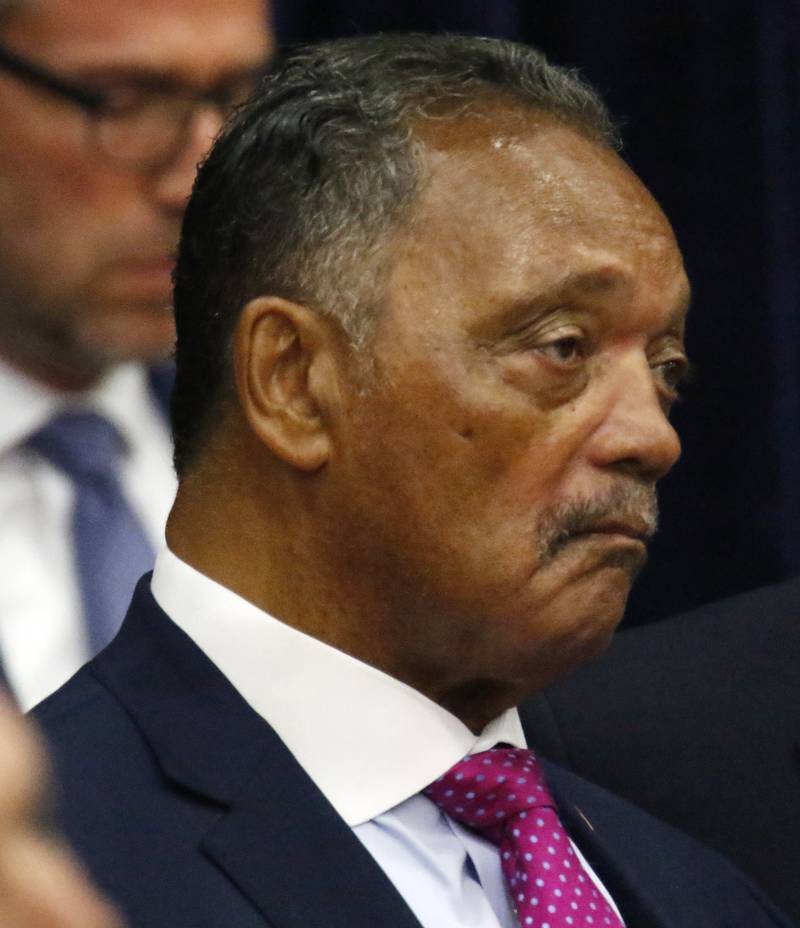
left=232, top=296, right=338, bottom=471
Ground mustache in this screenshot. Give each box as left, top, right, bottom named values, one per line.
left=537, top=482, right=659, bottom=562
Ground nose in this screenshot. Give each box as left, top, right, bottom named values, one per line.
left=149, top=106, right=226, bottom=215
left=586, top=354, right=682, bottom=483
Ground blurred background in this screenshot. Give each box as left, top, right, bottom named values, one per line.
left=273, top=0, right=800, bottom=626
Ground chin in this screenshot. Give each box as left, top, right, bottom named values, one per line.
left=580, top=572, right=632, bottom=644
left=79, top=305, right=176, bottom=365
left=517, top=575, right=630, bottom=691
left=571, top=602, right=621, bottom=654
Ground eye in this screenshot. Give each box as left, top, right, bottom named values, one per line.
left=535, top=333, right=585, bottom=365
left=96, top=84, right=151, bottom=115
left=652, top=356, right=690, bottom=399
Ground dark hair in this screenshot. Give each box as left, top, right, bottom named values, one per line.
left=171, top=32, right=619, bottom=474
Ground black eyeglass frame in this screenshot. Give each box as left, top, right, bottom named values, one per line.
left=0, top=44, right=105, bottom=112
left=0, top=43, right=269, bottom=170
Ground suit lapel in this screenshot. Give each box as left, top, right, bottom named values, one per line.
left=200, top=749, right=423, bottom=928
left=92, top=579, right=423, bottom=928
left=552, top=796, right=669, bottom=928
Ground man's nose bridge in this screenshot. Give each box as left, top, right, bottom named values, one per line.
left=611, top=354, right=659, bottom=418
left=151, top=107, right=223, bottom=209
left=174, top=106, right=224, bottom=175
left=597, top=353, right=681, bottom=472
left=191, top=105, right=226, bottom=152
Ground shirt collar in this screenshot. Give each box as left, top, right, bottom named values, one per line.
left=151, top=547, right=527, bottom=826
left=0, top=359, right=61, bottom=455
left=0, top=359, right=155, bottom=456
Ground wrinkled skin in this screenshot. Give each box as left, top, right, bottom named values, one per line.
left=173, top=109, right=691, bottom=733
left=315, top=115, right=691, bottom=727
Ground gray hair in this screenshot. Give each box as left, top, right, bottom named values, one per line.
left=171, top=33, right=619, bottom=473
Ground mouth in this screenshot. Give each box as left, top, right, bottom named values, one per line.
left=536, top=486, right=659, bottom=565
left=103, top=256, right=176, bottom=301
left=562, top=524, right=651, bottom=580
left=577, top=520, right=652, bottom=544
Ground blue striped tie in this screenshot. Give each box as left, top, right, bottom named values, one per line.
left=27, top=411, right=155, bottom=654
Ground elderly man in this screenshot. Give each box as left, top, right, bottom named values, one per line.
left=0, top=698, right=121, bottom=927
left=0, top=0, right=273, bottom=708
left=34, top=34, right=791, bottom=928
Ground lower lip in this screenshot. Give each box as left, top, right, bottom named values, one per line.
left=575, top=532, right=646, bottom=546
left=108, top=261, right=174, bottom=295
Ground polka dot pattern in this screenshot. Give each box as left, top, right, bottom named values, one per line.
left=425, top=748, right=623, bottom=928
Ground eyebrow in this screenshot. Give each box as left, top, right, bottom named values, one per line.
left=472, top=269, right=626, bottom=338
left=535, top=267, right=691, bottom=316
left=472, top=267, right=692, bottom=343
left=69, top=60, right=268, bottom=89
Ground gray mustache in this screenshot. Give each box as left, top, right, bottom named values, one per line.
left=537, top=483, right=659, bottom=562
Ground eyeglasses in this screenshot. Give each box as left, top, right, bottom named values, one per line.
left=0, top=44, right=267, bottom=172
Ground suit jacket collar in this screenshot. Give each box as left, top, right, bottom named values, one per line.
left=92, top=576, right=423, bottom=928
left=545, top=777, right=668, bottom=928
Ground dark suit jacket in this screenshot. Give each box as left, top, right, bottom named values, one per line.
left=33, top=577, right=793, bottom=928
left=521, top=578, right=800, bottom=923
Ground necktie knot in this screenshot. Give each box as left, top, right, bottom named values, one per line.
left=426, top=748, right=625, bottom=928
left=27, top=410, right=125, bottom=484
left=425, top=747, right=555, bottom=836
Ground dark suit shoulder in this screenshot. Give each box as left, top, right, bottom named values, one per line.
left=31, top=661, right=263, bottom=928
left=528, top=575, right=800, bottom=755
left=32, top=663, right=178, bottom=857
left=33, top=663, right=154, bottom=771
left=612, top=575, right=800, bottom=651
left=34, top=664, right=117, bottom=726
left=523, top=579, right=800, bottom=921
left=543, top=761, right=794, bottom=927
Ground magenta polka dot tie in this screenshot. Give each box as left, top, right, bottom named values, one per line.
left=425, top=747, right=624, bottom=928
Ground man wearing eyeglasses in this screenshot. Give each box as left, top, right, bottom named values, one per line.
left=0, top=0, right=274, bottom=709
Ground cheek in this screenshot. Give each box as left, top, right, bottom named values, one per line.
left=405, top=368, right=579, bottom=510
left=0, top=90, right=132, bottom=237
left=347, top=355, right=593, bottom=554
left=0, top=135, right=124, bottom=300
left=368, top=400, right=566, bottom=574
left=445, top=397, right=586, bottom=514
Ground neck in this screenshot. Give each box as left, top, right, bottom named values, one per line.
left=167, top=460, right=525, bottom=735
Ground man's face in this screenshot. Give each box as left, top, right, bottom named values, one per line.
left=332, top=114, right=689, bottom=707
left=0, top=0, right=272, bottom=387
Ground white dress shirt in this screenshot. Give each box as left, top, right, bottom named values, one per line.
left=152, top=548, right=623, bottom=927
left=0, top=360, right=176, bottom=709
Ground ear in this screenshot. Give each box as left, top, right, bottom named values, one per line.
left=233, top=296, right=340, bottom=472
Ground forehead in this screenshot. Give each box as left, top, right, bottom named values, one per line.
left=4, top=0, right=272, bottom=78
left=393, top=111, right=688, bottom=330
